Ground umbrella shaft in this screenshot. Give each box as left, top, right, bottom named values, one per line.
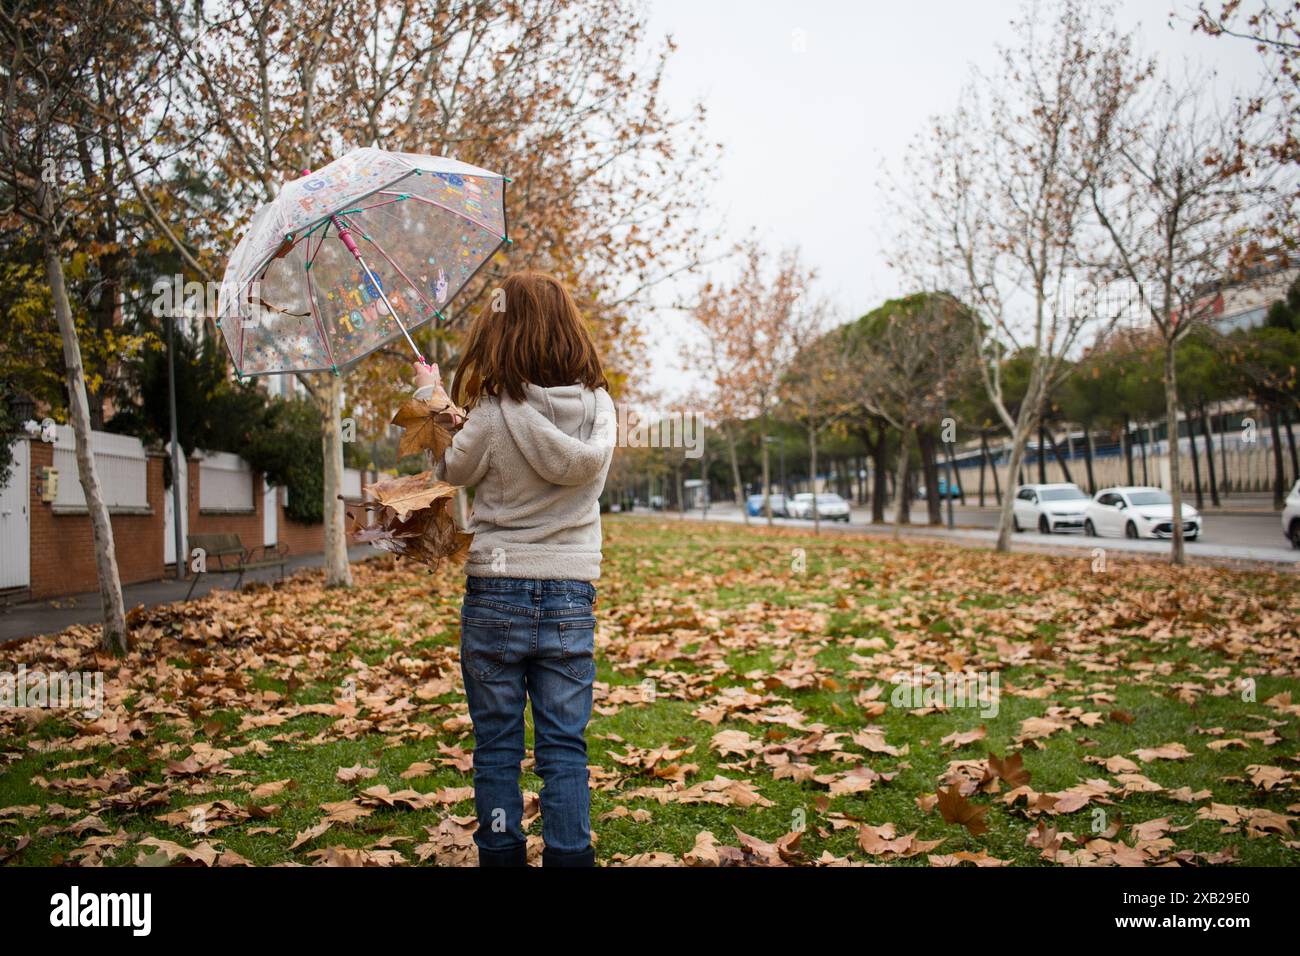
left=331, top=215, right=423, bottom=363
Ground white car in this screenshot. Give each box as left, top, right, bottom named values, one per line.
left=1283, top=479, right=1300, bottom=549
left=789, top=492, right=851, bottom=521
left=1012, top=483, right=1092, bottom=534
left=1084, top=486, right=1201, bottom=540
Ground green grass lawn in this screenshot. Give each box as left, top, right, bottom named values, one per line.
left=1, top=515, right=1298, bottom=866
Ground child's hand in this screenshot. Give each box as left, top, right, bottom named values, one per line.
left=412, top=361, right=464, bottom=426
left=413, top=360, right=442, bottom=391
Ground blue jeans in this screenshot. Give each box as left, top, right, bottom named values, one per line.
left=458, top=576, right=597, bottom=866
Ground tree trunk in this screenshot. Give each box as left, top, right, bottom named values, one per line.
left=978, top=432, right=988, bottom=507
left=1163, top=342, right=1186, bottom=566
left=1269, top=407, right=1286, bottom=509
left=809, top=425, right=820, bottom=535
left=995, top=418, right=1034, bottom=551
left=43, top=217, right=128, bottom=655
left=318, top=373, right=352, bottom=587
left=724, top=424, right=749, bottom=524
left=1187, top=407, right=1203, bottom=510
left=1200, top=405, right=1219, bottom=507
left=1139, top=420, right=1149, bottom=485
left=701, top=446, right=711, bottom=518
left=917, top=428, right=940, bottom=525
left=1285, top=407, right=1298, bottom=484
left=1045, top=427, right=1074, bottom=485
left=760, top=412, right=773, bottom=527
left=1084, top=428, right=1096, bottom=495
left=1122, top=416, right=1134, bottom=485
left=871, top=427, right=888, bottom=523
left=1216, top=402, right=1230, bottom=496
left=1036, top=424, right=1047, bottom=484
left=892, top=425, right=912, bottom=538
left=990, top=437, right=1003, bottom=505
left=949, top=440, right=965, bottom=506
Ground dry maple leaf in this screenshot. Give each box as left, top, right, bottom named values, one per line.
left=936, top=784, right=989, bottom=836
left=1130, top=742, right=1193, bottom=762
left=336, top=764, right=379, bottom=783
left=1245, top=765, right=1291, bottom=791
left=985, top=751, right=1031, bottom=788
left=392, top=394, right=466, bottom=460
left=732, top=827, right=804, bottom=866
left=942, top=726, right=987, bottom=750
left=367, top=472, right=457, bottom=521
left=683, top=830, right=721, bottom=867
left=856, top=822, right=943, bottom=859
left=928, top=850, right=1009, bottom=867
left=135, top=836, right=221, bottom=866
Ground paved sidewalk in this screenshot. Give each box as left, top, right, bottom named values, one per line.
left=0, top=546, right=380, bottom=644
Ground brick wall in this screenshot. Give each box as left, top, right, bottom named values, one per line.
left=186, top=457, right=265, bottom=551
left=20, top=443, right=357, bottom=601
left=28, top=443, right=167, bottom=600
left=276, top=493, right=326, bottom=556
left=273, top=477, right=372, bottom=557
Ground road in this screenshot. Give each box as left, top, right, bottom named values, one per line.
left=632, top=501, right=1299, bottom=568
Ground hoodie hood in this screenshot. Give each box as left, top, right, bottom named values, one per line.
left=499, top=383, right=615, bottom=486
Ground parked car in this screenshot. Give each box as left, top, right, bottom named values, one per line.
left=916, top=479, right=961, bottom=499
left=1083, top=486, right=1201, bottom=540
left=1283, top=479, right=1300, bottom=548
left=788, top=492, right=851, bottom=521
left=745, top=493, right=790, bottom=517
left=1012, top=482, right=1091, bottom=534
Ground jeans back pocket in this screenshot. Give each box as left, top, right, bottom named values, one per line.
left=557, top=617, right=596, bottom=680
left=460, top=616, right=511, bottom=681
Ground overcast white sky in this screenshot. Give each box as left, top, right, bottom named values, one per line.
left=638, top=0, right=1268, bottom=400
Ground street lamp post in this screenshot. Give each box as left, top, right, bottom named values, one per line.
left=166, top=311, right=185, bottom=579
left=940, top=352, right=955, bottom=530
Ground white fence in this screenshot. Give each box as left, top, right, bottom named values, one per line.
left=52, top=425, right=149, bottom=511
left=342, top=467, right=363, bottom=499
left=198, top=450, right=255, bottom=511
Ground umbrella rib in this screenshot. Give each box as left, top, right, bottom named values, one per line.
left=331, top=214, right=424, bottom=363
left=375, top=190, right=502, bottom=237
left=237, top=289, right=246, bottom=374
left=305, top=228, right=339, bottom=370
left=343, top=196, right=409, bottom=214
left=358, top=232, right=445, bottom=322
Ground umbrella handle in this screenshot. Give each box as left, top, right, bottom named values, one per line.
left=330, top=215, right=425, bottom=365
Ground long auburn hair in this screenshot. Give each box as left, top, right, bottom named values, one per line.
left=450, top=271, right=608, bottom=406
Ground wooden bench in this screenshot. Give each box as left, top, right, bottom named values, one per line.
left=185, top=532, right=289, bottom=599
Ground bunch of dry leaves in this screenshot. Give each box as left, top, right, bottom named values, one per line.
left=348, top=380, right=472, bottom=569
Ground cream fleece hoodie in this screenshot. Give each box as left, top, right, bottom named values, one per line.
left=414, top=382, right=616, bottom=581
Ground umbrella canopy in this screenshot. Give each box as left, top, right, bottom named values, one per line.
left=216, top=146, right=508, bottom=376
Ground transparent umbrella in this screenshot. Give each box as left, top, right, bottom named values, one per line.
left=216, top=146, right=509, bottom=376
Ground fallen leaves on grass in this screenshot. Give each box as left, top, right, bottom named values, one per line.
left=1, top=518, right=1297, bottom=869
